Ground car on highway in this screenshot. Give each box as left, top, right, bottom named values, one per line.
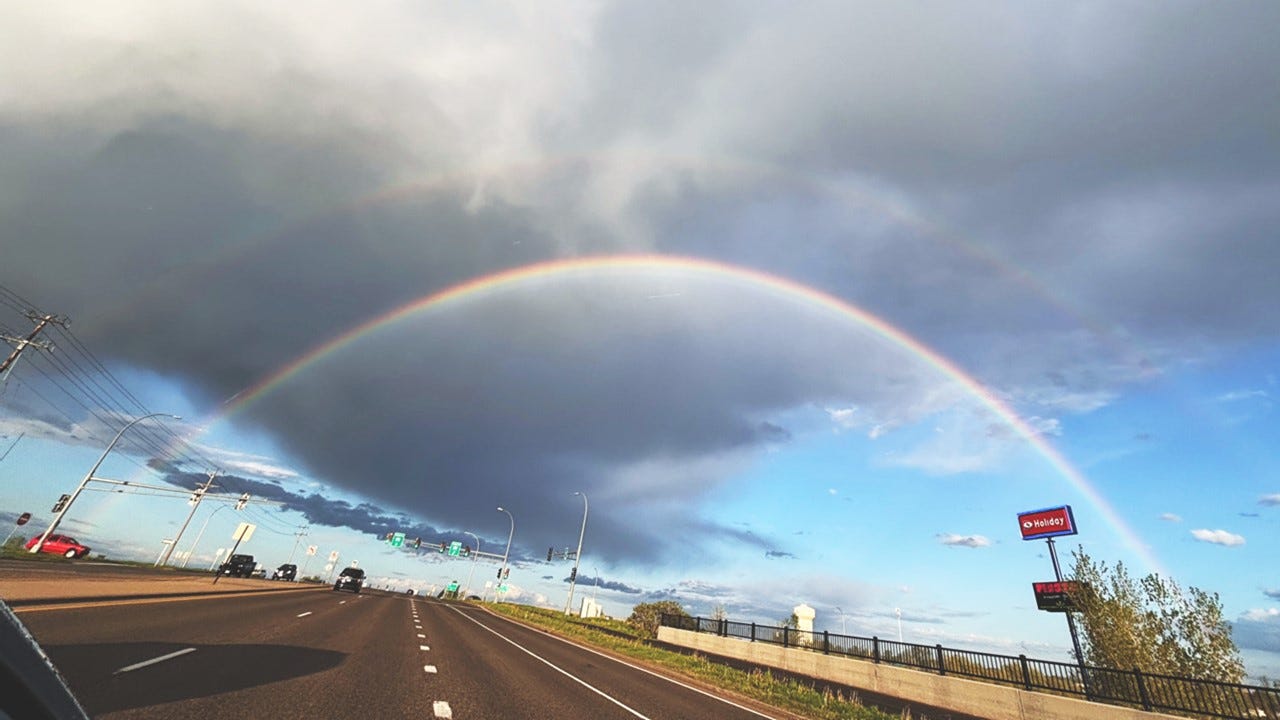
left=24, top=534, right=90, bottom=559
left=333, top=566, right=365, bottom=593
left=272, top=563, right=297, bottom=581
left=218, top=553, right=256, bottom=578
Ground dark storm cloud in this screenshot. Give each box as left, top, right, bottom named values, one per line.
left=563, top=575, right=643, bottom=595
left=3, top=2, right=1279, bottom=569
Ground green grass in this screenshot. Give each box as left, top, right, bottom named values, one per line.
left=486, top=603, right=900, bottom=720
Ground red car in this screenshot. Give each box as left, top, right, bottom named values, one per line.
left=25, top=534, right=91, bottom=559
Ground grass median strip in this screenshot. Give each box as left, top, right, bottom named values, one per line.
left=484, top=604, right=897, bottom=720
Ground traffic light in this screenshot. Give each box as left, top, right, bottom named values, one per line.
left=51, top=493, right=70, bottom=513
left=503, top=568, right=510, bottom=579
left=497, top=568, right=503, bottom=579
left=384, top=532, right=394, bottom=542
left=462, top=545, right=471, bottom=557
left=439, top=542, right=447, bottom=553
left=546, top=546, right=554, bottom=562
left=413, top=537, right=421, bottom=549
left=235, top=493, right=250, bottom=510
left=568, top=567, right=577, bottom=582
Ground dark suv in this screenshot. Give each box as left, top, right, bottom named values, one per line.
left=272, top=563, right=297, bottom=581
left=219, top=554, right=256, bottom=578
left=333, top=567, right=365, bottom=593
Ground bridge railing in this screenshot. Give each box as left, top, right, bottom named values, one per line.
left=659, top=613, right=1280, bottom=719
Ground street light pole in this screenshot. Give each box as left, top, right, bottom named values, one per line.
left=895, top=607, right=903, bottom=642
left=181, top=503, right=229, bottom=569
left=497, top=506, right=514, bottom=603
left=463, top=531, right=480, bottom=598
left=835, top=606, right=846, bottom=635
left=564, top=491, right=588, bottom=615
left=31, top=412, right=180, bottom=553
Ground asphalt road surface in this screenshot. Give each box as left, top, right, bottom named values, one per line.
left=15, top=589, right=782, bottom=719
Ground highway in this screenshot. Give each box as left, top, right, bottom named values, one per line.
left=13, top=585, right=783, bottom=719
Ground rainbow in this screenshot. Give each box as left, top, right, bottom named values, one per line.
left=208, top=254, right=1162, bottom=573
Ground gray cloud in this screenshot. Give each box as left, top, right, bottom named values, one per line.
left=563, top=575, right=643, bottom=595
left=3, top=2, right=1279, bottom=570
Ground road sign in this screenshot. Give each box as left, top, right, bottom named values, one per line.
left=232, top=522, right=256, bottom=543
left=328, top=550, right=340, bottom=562
left=306, top=545, right=317, bottom=556
left=498, top=584, right=508, bottom=593
left=1033, top=581, right=1085, bottom=612
left=391, top=532, right=405, bottom=548
left=446, top=580, right=459, bottom=592
left=447, top=541, right=462, bottom=557
left=1017, top=506, right=1077, bottom=541
left=15, top=512, right=31, bottom=526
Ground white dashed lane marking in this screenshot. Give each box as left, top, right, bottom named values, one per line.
left=114, top=648, right=196, bottom=674
left=423, top=664, right=438, bottom=673
left=296, top=611, right=313, bottom=618
left=433, top=701, right=453, bottom=718
left=417, top=633, right=426, bottom=638
left=420, top=645, right=430, bottom=651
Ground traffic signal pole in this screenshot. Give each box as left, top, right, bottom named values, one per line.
left=30, top=412, right=178, bottom=553
left=564, top=492, right=588, bottom=615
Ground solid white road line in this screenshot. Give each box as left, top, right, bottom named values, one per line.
left=424, top=665, right=438, bottom=673
left=433, top=700, right=453, bottom=718
left=452, top=610, right=652, bottom=719
left=114, top=647, right=197, bottom=674
left=296, top=611, right=313, bottom=617
left=455, top=607, right=780, bottom=720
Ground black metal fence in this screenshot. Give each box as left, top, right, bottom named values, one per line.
left=660, top=614, right=1280, bottom=719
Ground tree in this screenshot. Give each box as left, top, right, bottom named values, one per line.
left=1069, top=548, right=1243, bottom=683
left=627, top=600, right=689, bottom=638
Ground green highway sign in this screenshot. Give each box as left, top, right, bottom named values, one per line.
left=446, top=580, right=459, bottom=592
left=391, top=532, right=405, bottom=548
left=447, top=540, right=462, bottom=557
left=498, top=584, right=508, bottom=593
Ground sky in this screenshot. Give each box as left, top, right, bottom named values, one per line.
left=1, top=0, right=1279, bottom=678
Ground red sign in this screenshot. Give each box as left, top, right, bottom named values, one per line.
left=1017, top=505, right=1077, bottom=540
left=15, top=512, right=31, bottom=526
left=1033, top=581, right=1084, bottom=612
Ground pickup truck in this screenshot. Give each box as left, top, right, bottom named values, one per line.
left=219, top=554, right=256, bottom=578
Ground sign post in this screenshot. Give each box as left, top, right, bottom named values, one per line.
left=1018, top=505, right=1089, bottom=697
left=212, top=523, right=256, bottom=585
left=2, top=511, right=31, bottom=548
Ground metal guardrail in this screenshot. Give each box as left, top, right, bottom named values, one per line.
left=660, top=613, right=1280, bottom=719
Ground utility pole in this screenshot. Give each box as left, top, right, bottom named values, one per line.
left=160, top=471, right=218, bottom=567
left=0, top=313, right=66, bottom=379
left=285, top=526, right=310, bottom=566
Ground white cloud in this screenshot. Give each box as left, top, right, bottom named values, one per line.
left=1216, top=389, right=1269, bottom=403
left=1190, top=529, right=1245, bottom=547
left=937, top=533, right=992, bottom=548
left=219, top=458, right=300, bottom=480
left=824, top=407, right=859, bottom=432
left=1025, top=416, right=1062, bottom=437
left=827, top=488, right=838, bottom=496
left=1159, top=512, right=1182, bottom=522
left=1259, top=494, right=1280, bottom=507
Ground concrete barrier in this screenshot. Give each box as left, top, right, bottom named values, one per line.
left=657, top=626, right=1185, bottom=720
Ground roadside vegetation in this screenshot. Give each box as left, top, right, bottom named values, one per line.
left=486, top=602, right=902, bottom=720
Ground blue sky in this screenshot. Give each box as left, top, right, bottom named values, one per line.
left=1, top=0, right=1279, bottom=681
